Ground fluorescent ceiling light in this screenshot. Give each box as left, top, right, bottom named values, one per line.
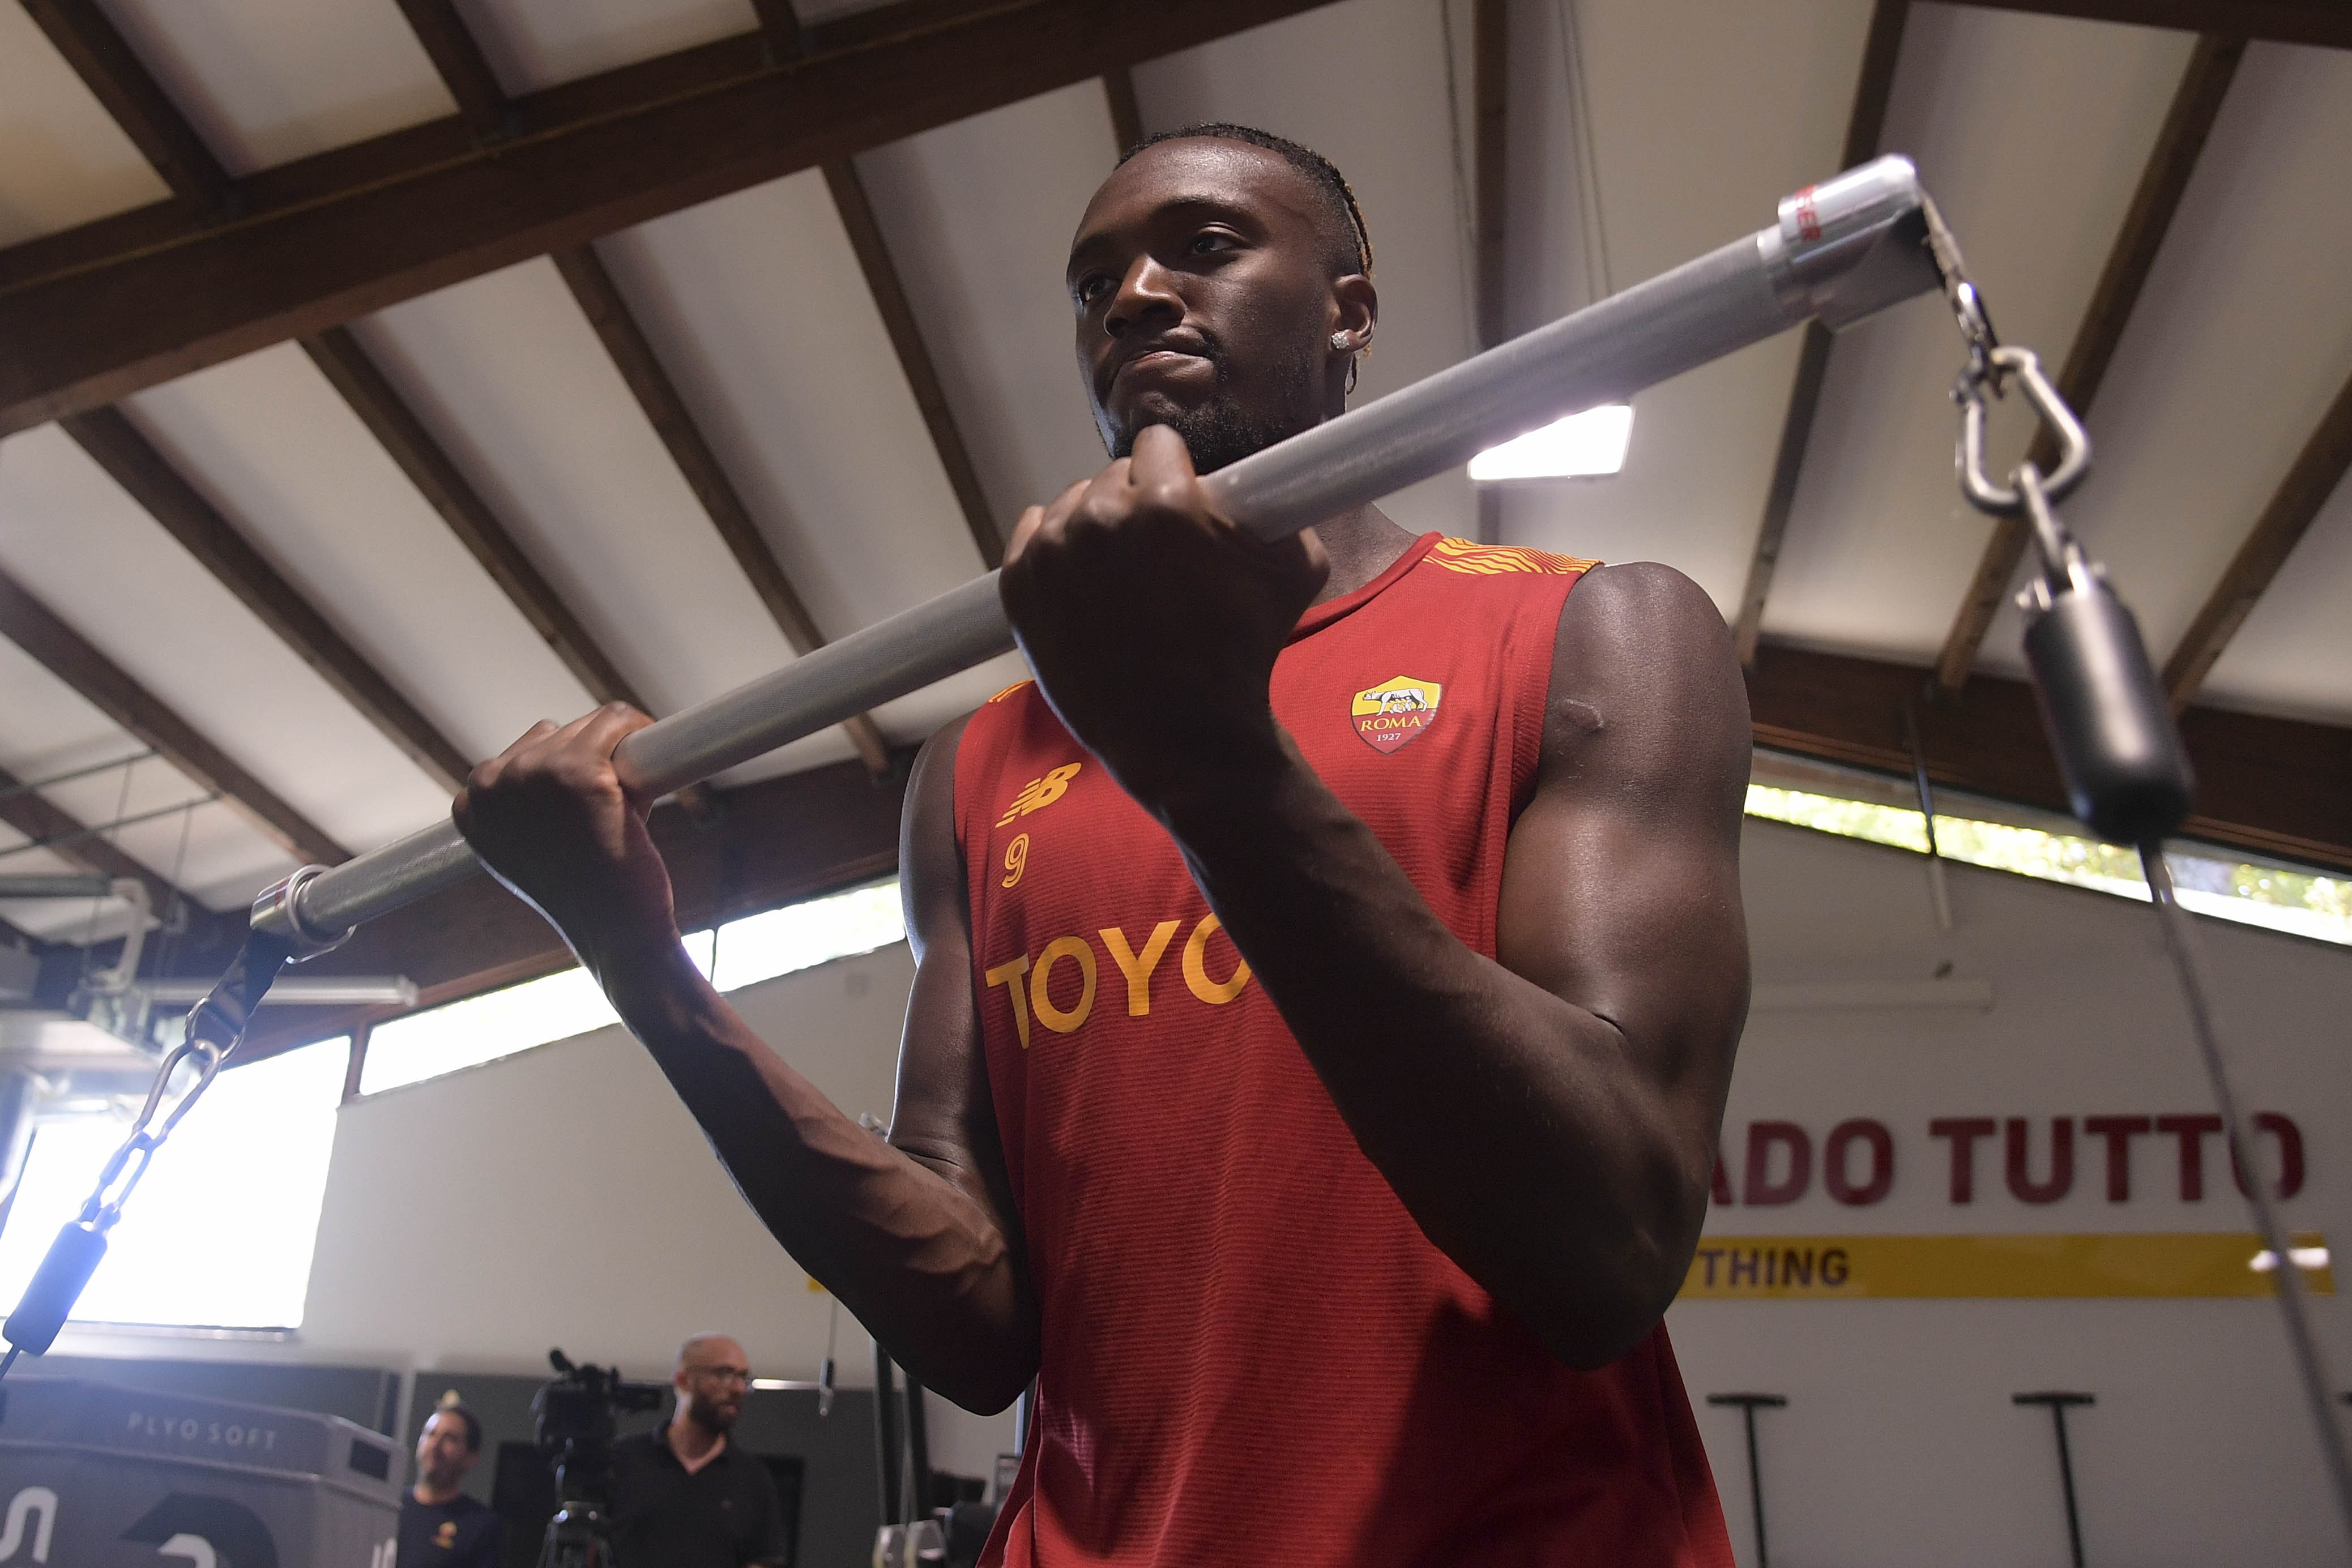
left=143, top=976, right=420, bottom=1006
left=1468, top=404, right=1632, bottom=481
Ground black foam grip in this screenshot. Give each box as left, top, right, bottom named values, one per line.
left=3, top=1221, right=107, bottom=1356
left=2022, top=583, right=2196, bottom=845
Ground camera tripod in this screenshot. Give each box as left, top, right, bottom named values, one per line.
left=536, top=1489, right=622, bottom=1568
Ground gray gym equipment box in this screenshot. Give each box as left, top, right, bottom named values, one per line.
left=0, top=1377, right=403, bottom=1567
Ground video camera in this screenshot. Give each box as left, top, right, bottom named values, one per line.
left=531, top=1349, right=667, bottom=1567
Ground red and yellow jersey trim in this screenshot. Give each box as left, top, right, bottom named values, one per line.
left=1424, top=537, right=1600, bottom=577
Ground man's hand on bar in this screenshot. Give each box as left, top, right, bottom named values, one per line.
left=451, top=703, right=680, bottom=956
left=998, top=424, right=1326, bottom=819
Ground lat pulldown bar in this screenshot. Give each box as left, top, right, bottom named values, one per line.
left=251, top=155, right=1941, bottom=955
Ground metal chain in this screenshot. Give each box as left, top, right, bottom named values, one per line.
left=67, top=1028, right=227, bottom=1236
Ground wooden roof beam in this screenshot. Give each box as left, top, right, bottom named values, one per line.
left=304, top=325, right=722, bottom=822
left=298, top=328, right=645, bottom=715
left=822, top=160, right=1004, bottom=570
left=0, top=566, right=349, bottom=866
left=1748, top=642, right=2352, bottom=875
left=20, top=0, right=234, bottom=212
left=748, top=0, right=807, bottom=61
left=392, top=0, right=513, bottom=141
left=550, top=245, right=894, bottom=775
left=1933, top=34, right=2243, bottom=693
left=0, top=0, right=1333, bottom=436
left=1958, top=0, right=2349, bottom=50
left=2160, top=368, right=2352, bottom=711
left=1103, top=67, right=1145, bottom=156
left=61, top=408, right=477, bottom=794
left=1730, top=0, right=1910, bottom=666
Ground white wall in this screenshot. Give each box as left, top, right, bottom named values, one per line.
left=1675, top=822, right=2352, bottom=1567
left=302, top=944, right=911, bottom=1378
left=53, top=819, right=2352, bottom=1554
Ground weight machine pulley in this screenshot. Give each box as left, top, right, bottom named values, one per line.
left=4, top=152, right=2343, bottom=1550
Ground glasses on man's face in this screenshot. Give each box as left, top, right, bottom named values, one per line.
left=694, top=1366, right=753, bottom=1387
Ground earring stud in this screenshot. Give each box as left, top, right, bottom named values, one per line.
left=1330, top=332, right=1351, bottom=352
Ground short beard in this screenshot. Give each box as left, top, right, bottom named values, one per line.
left=688, top=1401, right=737, bottom=1436
left=1109, top=333, right=1320, bottom=474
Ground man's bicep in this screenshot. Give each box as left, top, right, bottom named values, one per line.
left=889, top=717, right=1018, bottom=1214
left=1497, top=563, right=1751, bottom=1093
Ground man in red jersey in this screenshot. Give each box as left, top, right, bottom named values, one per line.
left=455, top=123, right=1748, bottom=1565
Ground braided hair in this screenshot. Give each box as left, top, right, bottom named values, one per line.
left=1120, top=122, right=1373, bottom=281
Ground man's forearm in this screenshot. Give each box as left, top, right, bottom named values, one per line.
left=1156, top=735, right=1702, bottom=1365
left=579, top=930, right=1034, bottom=1408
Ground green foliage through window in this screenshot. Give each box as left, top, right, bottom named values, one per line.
left=1745, top=785, right=2351, bottom=946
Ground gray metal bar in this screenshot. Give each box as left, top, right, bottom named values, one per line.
left=0, top=875, right=116, bottom=900
left=257, top=155, right=1940, bottom=952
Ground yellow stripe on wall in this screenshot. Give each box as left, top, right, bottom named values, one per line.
left=1680, top=1233, right=2333, bottom=1300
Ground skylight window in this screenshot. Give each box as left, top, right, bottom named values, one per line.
left=1745, top=784, right=2352, bottom=946
left=1467, top=404, right=1632, bottom=481
left=356, top=881, right=906, bottom=1096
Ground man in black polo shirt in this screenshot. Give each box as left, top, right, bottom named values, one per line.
left=400, top=1395, right=504, bottom=1567
left=611, top=1332, right=791, bottom=1567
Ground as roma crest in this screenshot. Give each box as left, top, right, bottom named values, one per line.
left=1351, top=676, right=1442, bottom=754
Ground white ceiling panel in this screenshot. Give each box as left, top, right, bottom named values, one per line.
left=1135, top=0, right=1479, bottom=541
left=347, top=257, right=853, bottom=781
left=0, top=5, right=173, bottom=245
left=853, top=83, right=1120, bottom=533
left=455, top=0, right=756, bottom=95
left=591, top=171, right=987, bottom=637
left=1492, top=0, right=1872, bottom=603
left=2200, top=477, right=2352, bottom=726
left=0, top=425, right=453, bottom=855
left=121, top=341, right=599, bottom=765
left=92, top=0, right=455, bottom=175
left=1762, top=5, right=2195, bottom=660
left=1974, top=41, right=2352, bottom=700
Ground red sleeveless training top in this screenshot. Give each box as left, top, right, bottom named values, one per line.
left=952, top=533, right=1731, bottom=1567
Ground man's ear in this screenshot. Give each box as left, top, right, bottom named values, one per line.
left=1331, top=274, right=1378, bottom=350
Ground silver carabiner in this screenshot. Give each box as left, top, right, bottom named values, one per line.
left=1956, top=345, right=2091, bottom=516
left=129, top=1035, right=225, bottom=1140
left=72, top=1036, right=224, bottom=1232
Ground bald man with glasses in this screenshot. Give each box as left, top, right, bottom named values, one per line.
left=609, top=1332, right=791, bottom=1567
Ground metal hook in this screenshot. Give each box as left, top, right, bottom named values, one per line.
left=1956, top=345, right=2091, bottom=516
